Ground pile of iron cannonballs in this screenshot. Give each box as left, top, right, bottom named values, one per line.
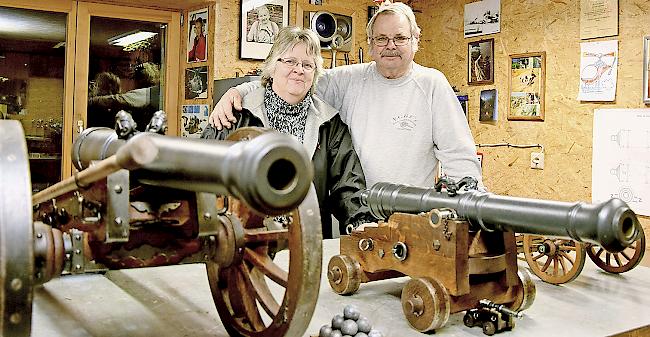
left=318, top=305, right=384, bottom=337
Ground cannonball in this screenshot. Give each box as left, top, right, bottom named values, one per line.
left=341, top=319, right=359, bottom=336
left=343, top=304, right=361, bottom=320
left=354, top=333, right=369, bottom=337
left=330, top=329, right=343, bottom=337
left=319, top=324, right=333, bottom=337
left=332, top=314, right=345, bottom=329
left=367, top=330, right=384, bottom=337
left=356, top=317, right=372, bottom=333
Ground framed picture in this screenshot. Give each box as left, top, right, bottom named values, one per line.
left=185, top=66, right=208, bottom=99
left=181, top=104, right=210, bottom=138
left=643, top=36, right=650, bottom=104
left=463, top=0, right=500, bottom=38
left=187, top=8, right=208, bottom=63
left=508, top=52, right=545, bottom=121
left=468, top=38, right=494, bottom=85
left=479, top=89, right=498, bottom=121
left=240, top=0, right=289, bottom=60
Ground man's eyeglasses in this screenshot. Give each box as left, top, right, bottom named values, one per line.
left=372, top=36, right=412, bottom=47
left=277, top=58, right=316, bottom=72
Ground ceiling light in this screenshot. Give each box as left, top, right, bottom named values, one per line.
left=107, top=30, right=157, bottom=47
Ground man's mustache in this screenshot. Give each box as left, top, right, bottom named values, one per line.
left=381, top=51, right=401, bottom=57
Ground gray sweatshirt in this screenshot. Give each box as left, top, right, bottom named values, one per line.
left=236, top=61, right=483, bottom=188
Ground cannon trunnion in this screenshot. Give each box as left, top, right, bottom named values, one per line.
left=0, top=120, right=323, bottom=337
left=328, top=182, right=641, bottom=334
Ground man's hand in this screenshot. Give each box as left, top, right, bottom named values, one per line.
left=209, top=88, right=242, bottom=130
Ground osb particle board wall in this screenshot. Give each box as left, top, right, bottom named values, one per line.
left=415, top=0, right=650, bottom=229
left=212, top=0, right=374, bottom=79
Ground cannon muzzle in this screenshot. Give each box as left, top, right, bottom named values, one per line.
left=73, top=127, right=313, bottom=215
left=361, top=182, right=640, bottom=253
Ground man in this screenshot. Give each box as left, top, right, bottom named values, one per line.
left=210, top=1, right=483, bottom=188
left=188, top=17, right=206, bottom=62
left=88, top=62, right=160, bottom=131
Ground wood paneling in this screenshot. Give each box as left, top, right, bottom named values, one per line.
left=416, top=0, right=650, bottom=237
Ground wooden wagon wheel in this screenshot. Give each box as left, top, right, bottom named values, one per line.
left=0, top=120, right=35, bottom=337
left=508, top=269, right=536, bottom=312
left=521, top=234, right=586, bottom=284
left=400, top=277, right=450, bottom=333
left=327, top=254, right=361, bottom=295
left=206, top=127, right=322, bottom=337
left=586, top=227, right=645, bottom=274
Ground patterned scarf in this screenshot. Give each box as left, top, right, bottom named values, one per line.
left=264, top=83, right=311, bottom=143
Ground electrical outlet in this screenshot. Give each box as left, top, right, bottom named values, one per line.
left=531, top=152, right=544, bottom=169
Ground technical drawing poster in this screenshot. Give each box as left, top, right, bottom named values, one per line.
left=578, top=40, right=618, bottom=101
left=593, top=109, right=650, bottom=216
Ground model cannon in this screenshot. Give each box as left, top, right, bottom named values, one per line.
left=327, top=181, right=641, bottom=334
left=0, top=118, right=323, bottom=337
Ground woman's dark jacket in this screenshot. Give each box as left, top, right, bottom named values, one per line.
left=201, top=87, right=371, bottom=238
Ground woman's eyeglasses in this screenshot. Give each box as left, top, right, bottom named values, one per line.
left=278, top=58, right=316, bottom=72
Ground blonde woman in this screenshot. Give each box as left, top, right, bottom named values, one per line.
left=202, top=26, right=370, bottom=238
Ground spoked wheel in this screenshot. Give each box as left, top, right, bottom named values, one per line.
left=521, top=234, right=586, bottom=284
left=587, top=227, right=645, bottom=274
left=0, top=120, right=34, bottom=337
left=327, top=255, right=361, bottom=295
left=401, top=277, right=450, bottom=333
left=206, top=184, right=322, bottom=337
left=508, top=269, right=536, bottom=312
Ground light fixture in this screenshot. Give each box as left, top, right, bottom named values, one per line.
left=107, top=30, right=157, bottom=47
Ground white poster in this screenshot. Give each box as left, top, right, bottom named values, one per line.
left=464, top=0, right=501, bottom=38
left=592, top=109, right=650, bottom=216
left=181, top=104, right=210, bottom=138
left=577, top=40, right=618, bottom=101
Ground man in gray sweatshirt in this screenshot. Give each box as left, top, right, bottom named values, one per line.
left=210, top=2, right=483, bottom=189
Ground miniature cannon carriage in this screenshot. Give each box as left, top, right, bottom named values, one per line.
left=0, top=118, right=324, bottom=337
left=327, top=182, right=641, bottom=334
left=516, top=229, right=645, bottom=285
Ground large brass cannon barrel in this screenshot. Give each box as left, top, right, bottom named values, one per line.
left=361, top=182, right=640, bottom=253
left=72, top=127, right=314, bottom=215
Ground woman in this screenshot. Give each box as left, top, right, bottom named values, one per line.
left=202, top=26, right=370, bottom=238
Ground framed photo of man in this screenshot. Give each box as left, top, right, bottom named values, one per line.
left=187, top=8, right=208, bottom=63
left=468, top=38, right=494, bottom=85
left=240, top=0, right=289, bottom=60
left=508, top=52, right=546, bottom=121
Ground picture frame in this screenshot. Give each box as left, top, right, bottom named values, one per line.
left=185, top=66, right=208, bottom=99
left=240, top=0, right=289, bottom=60
left=468, top=38, right=494, bottom=85
left=187, top=8, right=208, bottom=63
left=643, top=36, right=650, bottom=104
left=508, top=52, right=546, bottom=121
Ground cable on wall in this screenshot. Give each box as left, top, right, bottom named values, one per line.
left=476, top=143, right=544, bottom=153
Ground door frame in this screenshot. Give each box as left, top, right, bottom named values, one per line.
left=75, top=1, right=181, bottom=142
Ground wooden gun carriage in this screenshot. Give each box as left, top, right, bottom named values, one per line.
left=327, top=182, right=641, bottom=334
left=0, top=119, right=324, bottom=337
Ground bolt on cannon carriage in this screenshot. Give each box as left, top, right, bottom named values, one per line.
left=327, top=179, right=641, bottom=335
left=0, top=112, right=324, bottom=337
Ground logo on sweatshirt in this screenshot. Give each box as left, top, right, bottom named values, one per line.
left=392, top=114, right=417, bottom=131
